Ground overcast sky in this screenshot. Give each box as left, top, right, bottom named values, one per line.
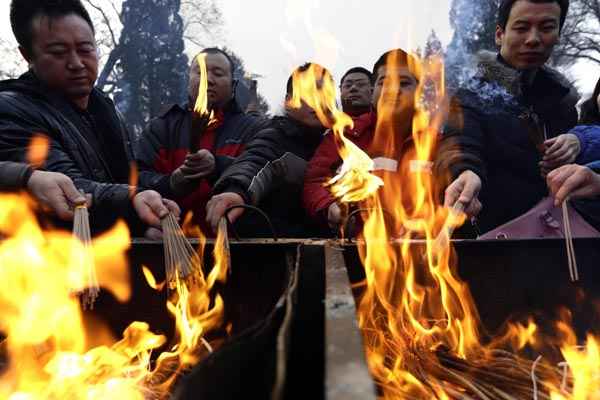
left=214, top=0, right=454, bottom=110
left=0, top=0, right=598, bottom=111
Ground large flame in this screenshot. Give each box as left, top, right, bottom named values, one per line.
left=312, top=47, right=600, bottom=398
left=288, top=63, right=383, bottom=203
left=0, top=193, right=229, bottom=399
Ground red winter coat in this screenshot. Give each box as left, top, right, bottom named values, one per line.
left=303, top=111, right=418, bottom=229
left=303, top=112, right=376, bottom=226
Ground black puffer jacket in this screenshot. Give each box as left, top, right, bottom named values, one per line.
left=213, top=115, right=325, bottom=237
left=0, top=72, right=143, bottom=233
left=438, top=52, right=579, bottom=234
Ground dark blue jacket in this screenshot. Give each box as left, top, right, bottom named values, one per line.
left=438, top=52, right=579, bottom=234
left=572, top=125, right=600, bottom=165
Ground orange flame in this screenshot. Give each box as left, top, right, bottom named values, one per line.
left=193, top=53, right=215, bottom=123
left=0, top=192, right=229, bottom=399
left=287, top=63, right=383, bottom=202
left=320, top=49, right=600, bottom=397
left=26, top=134, right=50, bottom=169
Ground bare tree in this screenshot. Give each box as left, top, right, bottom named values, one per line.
left=80, top=0, right=223, bottom=134
left=180, top=0, right=225, bottom=53
left=551, top=0, right=600, bottom=67
left=0, top=38, right=25, bottom=80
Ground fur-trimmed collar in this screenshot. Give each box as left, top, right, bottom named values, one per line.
left=474, top=50, right=574, bottom=100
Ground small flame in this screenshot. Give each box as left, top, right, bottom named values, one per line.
left=26, top=134, right=50, bottom=169
left=142, top=266, right=165, bottom=292
left=193, top=53, right=215, bottom=122
left=128, top=161, right=139, bottom=199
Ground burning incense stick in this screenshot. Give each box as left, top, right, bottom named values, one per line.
left=161, top=212, right=202, bottom=289
left=432, top=202, right=465, bottom=251
left=216, top=216, right=231, bottom=275
left=72, top=203, right=98, bottom=309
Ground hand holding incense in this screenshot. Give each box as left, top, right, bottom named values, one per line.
left=161, top=212, right=202, bottom=289
left=72, top=203, right=98, bottom=309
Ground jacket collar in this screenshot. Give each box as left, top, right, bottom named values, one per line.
left=347, top=111, right=376, bottom=138
left=474, top=51, right=573, bottom=102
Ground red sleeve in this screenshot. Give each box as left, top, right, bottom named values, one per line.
left=303, top=132, right=339, bottom=224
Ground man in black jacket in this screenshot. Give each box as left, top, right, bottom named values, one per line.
left=0, top=0, right=177, bottom=234
left=205, top=63, right=332, bottom=237
left=0, top=161, right=178, bottom=231
left=439, top=0, right=578, bottom=234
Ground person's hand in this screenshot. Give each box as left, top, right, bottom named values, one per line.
left=443, top=170, right=483, bottom=217
left=170, top=149, right=216, bottom=195
left=133, top=190, right=180, bottom=229
left=205, top=192, right=245, bottom=231
left=540, top=134, right=581, bottom=174
left=547, top=164, right=600, bottom=206
left=327, top=203, right=343, bottom=230
left=26, top=170, right=88, bottom=221
left=181, top=149, right=215, bottom=179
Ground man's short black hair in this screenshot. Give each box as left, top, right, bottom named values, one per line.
left=10, top=0, right=95, bottom=55
left=372, top=49, right=420, bottom=84
left=197, top=47, right=235, bottom=79
left=286, top=62, right=332, bottom=97
left=497, top=0, right=569, bottom=31
left=340, top=67, right=372, bottom=87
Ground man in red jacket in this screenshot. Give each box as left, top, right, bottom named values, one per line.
left=339, top=67, right=373, bottom=117
left=136, top=47, right=266, bottom=233
left=303, top=49, right=420, bottom=233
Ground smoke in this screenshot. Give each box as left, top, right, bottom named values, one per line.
left=445, top=0, right=496, bottom=82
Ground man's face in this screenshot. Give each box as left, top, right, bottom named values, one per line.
left=372, top=65, right=417, bottom=122
left=24, top=14, right=98, bottom=109
left=286, top=71, right=332, bottom=129
left=340, top=72, right=372, bottom=114
left=496, top=0, right=561, bottom=70
left=286, top=98, right=324, bottom=129
left=188, top=52, right=233, bottom=110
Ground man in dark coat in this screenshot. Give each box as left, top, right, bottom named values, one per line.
left=136, top=48, right=267, bottom=233
left=205, top=63, right=333, bottom=237
left=0, top=0, right=178, bottom=235
left=439, top=0, right=578, bottom=235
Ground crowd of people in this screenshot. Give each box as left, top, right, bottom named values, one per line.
left=1, top=0, right=599, bottom=239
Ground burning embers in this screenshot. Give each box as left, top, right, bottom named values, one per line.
left=288, top=49, right=600, bottom=398
left=0, top=194, right=229, bottom=399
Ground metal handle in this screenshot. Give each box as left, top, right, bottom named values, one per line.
left=223, top=204, right=278, bottom=241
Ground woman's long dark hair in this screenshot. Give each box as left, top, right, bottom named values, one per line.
left=580, top=75, right=600, bottom=125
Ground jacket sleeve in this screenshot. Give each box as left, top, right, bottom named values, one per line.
left=0, top=161, right=32, bottom=191
left=212, top=126, right=288, bottom=204
left=136, top=118, right=175, bottom=198
left=571, top=125, right=600, bottom=165
left=435, top=94, right=487, bottom=186
left=303, top=132, right=338, bottom=224
left=210, top=115, right=271, bottom=183
left=0, top=95, right=141, bottom=230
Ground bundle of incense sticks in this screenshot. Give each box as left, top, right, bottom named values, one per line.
left=72, top=204, right=98, bottom=309
left=161, top=212, right=202, bottom=288
left=562, top=201, right=579, bottom=282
